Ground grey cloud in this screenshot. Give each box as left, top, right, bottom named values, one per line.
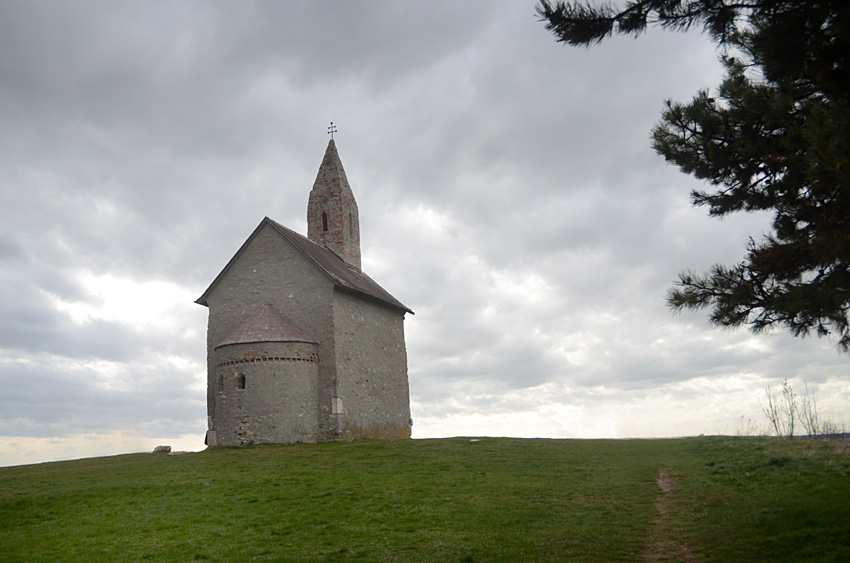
left=0, top=355, right=204, bottom=438
left=0, top=1, right=845, bottom=464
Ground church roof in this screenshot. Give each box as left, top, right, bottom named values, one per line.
left=195, top=217, right=413, bottom=314
left=216, top=304, right=316, bottom=349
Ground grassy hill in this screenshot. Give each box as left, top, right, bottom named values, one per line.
left=1, top=436, right=849, bottom=562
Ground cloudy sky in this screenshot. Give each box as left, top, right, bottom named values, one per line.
left=1, top=1, right=847, bottom=467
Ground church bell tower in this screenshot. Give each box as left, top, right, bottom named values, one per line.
left=307, top=139, right=361, bottom=269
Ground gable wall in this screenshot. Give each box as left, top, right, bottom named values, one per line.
left=332, top=290, right=411, bottom=440
left=204, top=223, right=339, bottom=440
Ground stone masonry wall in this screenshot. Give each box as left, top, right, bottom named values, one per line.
left=212, top=341, right=319, bottom=446
left=332, top=290, right=411, bottom=440
left=204, top=223, right=339, bottom=441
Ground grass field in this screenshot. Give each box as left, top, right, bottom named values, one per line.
left=1, top=436, right=849, bottom=562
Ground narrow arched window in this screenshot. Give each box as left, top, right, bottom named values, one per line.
left=322, top=211, right=328, bottom=232
left=237, top=374, right=246, bottom=389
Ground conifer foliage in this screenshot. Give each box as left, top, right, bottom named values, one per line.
left=538, top=1, right=850, bottom=350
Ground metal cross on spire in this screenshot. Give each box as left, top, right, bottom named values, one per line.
left=327, top=122, right=338, bottom=139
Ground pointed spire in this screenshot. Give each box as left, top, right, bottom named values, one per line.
left=314, top=140, right=352, bottom=196
left=307, top=139, right=361, bottom=269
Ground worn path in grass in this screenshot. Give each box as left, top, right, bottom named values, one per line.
left=642, top=466, right=698, bottom=562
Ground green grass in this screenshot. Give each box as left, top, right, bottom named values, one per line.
left=1, top=437, right=848, bottom=562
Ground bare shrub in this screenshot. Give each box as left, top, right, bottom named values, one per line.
left=762, top=379, right=799, bottom=438
left=762, top=381, right=846, bottom=441
left=734, top=415, right=763, bottom=437
left=822, top=415, right=848, bottom=441
left=800, top=382, right=821, bottom=438
left=762, top=383, right=785, bottom=437
left=781, top=380, right=797, bottom=437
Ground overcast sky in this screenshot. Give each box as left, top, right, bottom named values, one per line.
left=1, top=1, right=847, bottom=467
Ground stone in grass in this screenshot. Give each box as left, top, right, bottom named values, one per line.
left=152, top=445, right=171, bottom=453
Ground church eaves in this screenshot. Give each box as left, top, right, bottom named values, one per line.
left=195, top=217, right=413, bottom=315
left=216, top=304, right=315, bottom=349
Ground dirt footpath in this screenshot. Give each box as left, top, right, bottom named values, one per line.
left=641, top=467, right=699, bottom=562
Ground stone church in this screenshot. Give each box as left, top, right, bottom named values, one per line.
left=196, top=139, right=412, bottom=446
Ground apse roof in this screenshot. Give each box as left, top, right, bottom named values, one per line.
left=216, top=304, right=316, bottom=349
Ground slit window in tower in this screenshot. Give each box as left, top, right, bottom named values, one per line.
left=322, top=211, right=328, bottom=232
left=237, top=374, right=246, bottom=390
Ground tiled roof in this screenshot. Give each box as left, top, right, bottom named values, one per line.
left=196, top=217, right=413, bottom=314
left=216, top=304, right=316, bottom=349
